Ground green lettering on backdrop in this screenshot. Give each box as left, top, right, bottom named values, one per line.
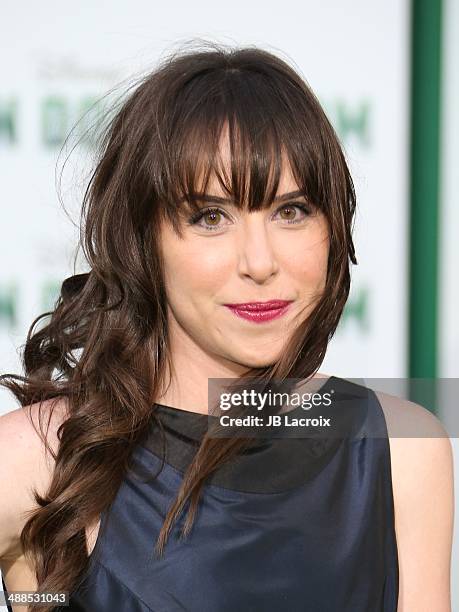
left=41, top=95, right=107, bottom=148
left=0, top=284, right=18, bottom=327
left=321, top=99, right=371, bottom=148
left=42, top=96, right=68, bottom=147
left=0, top=99, right=18, bottom=144
left=341, top=286, right=369, bottom=332
left=335, top=100, right=371, bottom=148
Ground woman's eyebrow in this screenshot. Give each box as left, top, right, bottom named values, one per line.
left=181, top=190, right=307, bottom=205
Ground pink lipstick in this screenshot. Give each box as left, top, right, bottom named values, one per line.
left=224, top=300, right=293, bottom=324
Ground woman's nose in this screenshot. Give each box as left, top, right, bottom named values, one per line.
left=236, top=218, right=279, bottom=283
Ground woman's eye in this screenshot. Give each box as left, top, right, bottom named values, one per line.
left=187, top=203, right=311, bottom=232
left=274, top=203, right=311, bottom=224
left=187, top=207, right=229, bottom=231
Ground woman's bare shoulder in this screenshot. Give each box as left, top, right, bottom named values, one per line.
left=373, top=387, right=449, bottom=437
left=373, top=388, right=454, bottom=609
left=0, top=397, right=69, bottom=561
left=373, top=387, right=453, bottom=494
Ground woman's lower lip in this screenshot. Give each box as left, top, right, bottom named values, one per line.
left=225, top=303, right=291, bottom=323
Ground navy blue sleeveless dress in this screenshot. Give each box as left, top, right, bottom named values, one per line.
left=2, top=375, right=399, bottom=611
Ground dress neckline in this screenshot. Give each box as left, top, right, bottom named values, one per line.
left=137, top=375, right=371, bottom=493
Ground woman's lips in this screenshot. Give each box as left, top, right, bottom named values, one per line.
left=224, top=300, right=293, bottom=324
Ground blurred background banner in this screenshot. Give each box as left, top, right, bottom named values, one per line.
left=0, top=0, right=457, bottom=607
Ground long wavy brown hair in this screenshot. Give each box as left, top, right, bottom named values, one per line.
left=0, top=40, right=357, bottom=610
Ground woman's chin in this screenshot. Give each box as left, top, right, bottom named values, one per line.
left=229, top=350, right=280, bottom=370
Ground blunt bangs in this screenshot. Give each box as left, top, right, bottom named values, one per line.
left=152, top=64, right=328, bottom=237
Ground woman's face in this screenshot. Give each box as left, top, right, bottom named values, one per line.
left=158, top=138, right=330, bottom=372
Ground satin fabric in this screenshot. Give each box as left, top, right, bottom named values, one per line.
left=2, top=376, right=399, bottom=611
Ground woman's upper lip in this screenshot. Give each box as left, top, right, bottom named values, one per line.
left=224, top=300, right=293, bottom=311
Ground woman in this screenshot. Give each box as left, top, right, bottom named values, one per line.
left=0, top=42, right=453, bottom=611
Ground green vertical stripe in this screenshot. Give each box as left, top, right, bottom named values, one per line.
left=409, top=0, right=442, bottom=412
